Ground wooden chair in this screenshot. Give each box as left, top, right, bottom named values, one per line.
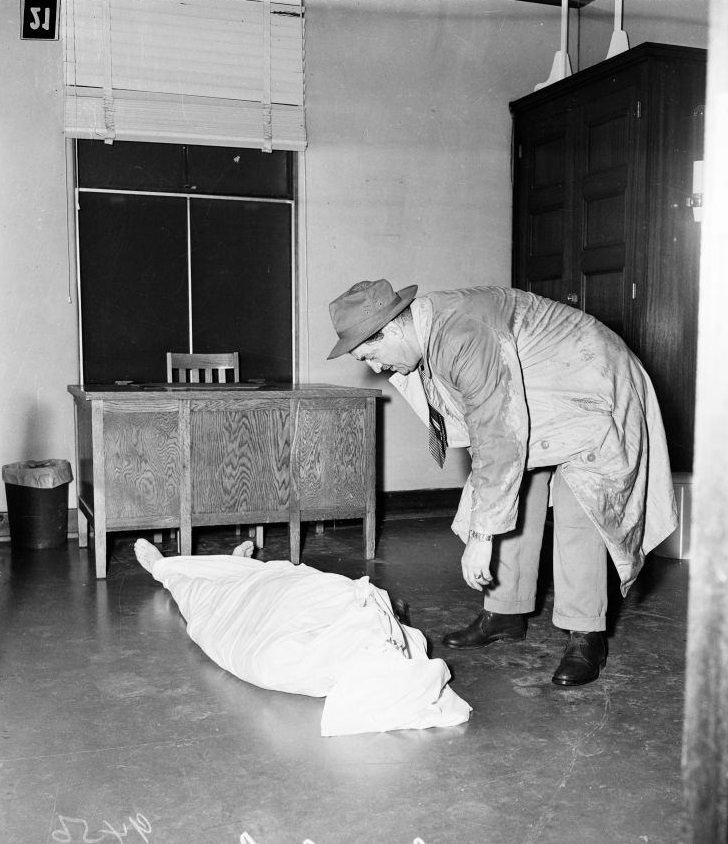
left=166, top=351, right=239, bottom=384
left=162, top=351, right=264, bottom=548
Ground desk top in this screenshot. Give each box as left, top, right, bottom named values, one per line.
left=68, top=383, right=381, bottom=401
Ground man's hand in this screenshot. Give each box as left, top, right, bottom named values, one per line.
left=461, top=536, right=493, bottom=591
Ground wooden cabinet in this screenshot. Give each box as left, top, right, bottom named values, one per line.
left=510, top=43, right=706, bottom=472
left=68, top=384, right=380, bottom=578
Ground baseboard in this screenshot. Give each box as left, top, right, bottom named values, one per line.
left=0, top=489, right=462, bottom=542
left=379, top=488, right=461, bottom=521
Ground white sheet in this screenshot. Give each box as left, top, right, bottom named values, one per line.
left=143, top=552, right=472, bottom=736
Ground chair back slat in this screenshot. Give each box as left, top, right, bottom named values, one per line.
left=166, top=352, right=240, bottom=384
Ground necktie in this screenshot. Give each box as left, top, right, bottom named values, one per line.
left=427, top=403, right=448, bottom=468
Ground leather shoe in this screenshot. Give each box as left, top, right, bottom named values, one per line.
left=442, top=610, right=526, bottom=649
left=551, top=631, right=607, bottom=686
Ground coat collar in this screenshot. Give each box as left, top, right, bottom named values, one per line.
left=411, top=297, right=434, bottom=379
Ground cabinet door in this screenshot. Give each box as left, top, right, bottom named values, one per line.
left=514, top=83, right=642, bottom=343
left=513, top=105, right=573, bottom=305
left=574, top=84, right=643, bottom=340
left=512, top=46, right=706, bottom=474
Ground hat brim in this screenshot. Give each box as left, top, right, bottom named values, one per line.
left=327, top=284, right=418, bottom=360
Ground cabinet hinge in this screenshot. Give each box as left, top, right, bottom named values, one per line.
left=518, top=143, right=523, bottom=160
left=635, top=100, right=642, bottom=119
left=632, top=283, right=637, bottom=300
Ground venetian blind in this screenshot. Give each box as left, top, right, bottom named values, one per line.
left=63, top=0, right=306, bottom=150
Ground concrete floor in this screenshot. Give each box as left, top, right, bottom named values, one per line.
left=0, top=517, right=688, bottom=844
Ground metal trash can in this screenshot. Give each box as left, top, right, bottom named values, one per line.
left=2, top=459, right=73, bottom=549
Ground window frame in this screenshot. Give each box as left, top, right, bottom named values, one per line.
left=71, top=140, right=302, bottom=386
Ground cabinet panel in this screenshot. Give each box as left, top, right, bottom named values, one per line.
left=575, top=86, right=640, bottom=340
left=531, top=208, right=564, bottom=256
left=515, top=113, right=571, bottom=298
left=190, top=404, right=291, bottom=516
left=103, top=410, right=181, bottom=521
left=586, top=109, right=631, bottom=171
left=583, top=270, right=627, bottom=337
left=584, top=190, right=626, bottom=246
left=533, top=134, right=567, bottom=189
left=525, top=277, right=566, bottom=304
left=297, top=400, right=368, bottom=514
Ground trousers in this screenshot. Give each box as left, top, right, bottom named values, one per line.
left=481, top=467, right=608, bottom=632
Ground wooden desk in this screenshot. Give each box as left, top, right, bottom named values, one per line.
left=68, top=384, right=380, bottom=578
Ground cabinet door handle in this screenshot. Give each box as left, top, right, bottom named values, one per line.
left=566, top=292, right=579, bottom=305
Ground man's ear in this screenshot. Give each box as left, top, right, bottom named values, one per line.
left=382, top=320, right=403, bottom=339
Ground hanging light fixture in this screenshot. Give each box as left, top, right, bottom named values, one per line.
left=515, top=0, right=596, bottom=91
left=606, top=0, right=630, bottom=58
left=534, top=0, right=572, bottom=90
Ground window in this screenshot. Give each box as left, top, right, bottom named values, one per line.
left=76, top=140, right=295, bottom=385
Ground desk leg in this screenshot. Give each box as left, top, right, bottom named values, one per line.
left=364, top=511, right=376, bottom=560
left=364, top=397, right=377, bottom=560
left=179, top=401, right=192, bottom=557
left=94, top=526, right=107, bottom=579
left=289, top=517, right=301, bottom=564
left=91, top=402, right=107, bottom=579
left=179, top=526, right=192, bottom=556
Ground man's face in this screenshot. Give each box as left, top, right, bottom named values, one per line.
left=350, top=324, right=420, bottom=375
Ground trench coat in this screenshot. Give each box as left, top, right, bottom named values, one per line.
left=394, top=286, right=677, bottom=594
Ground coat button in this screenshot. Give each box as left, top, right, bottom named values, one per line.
left=541, top=440, right=549, bottom=449
left=587, top=452, right=596, bottom=462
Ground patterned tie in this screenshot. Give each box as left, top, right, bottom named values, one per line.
left=427, top=403, right=448, bottom=468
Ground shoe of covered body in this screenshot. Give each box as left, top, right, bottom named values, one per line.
left=551, top=631, right=607, bottom=686
left=441, top=610, right=526, bottom=649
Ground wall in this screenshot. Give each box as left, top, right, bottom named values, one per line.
left=301, top=0, right=710, bottom=493
left=303, top=0, right=569, bottom=492
left=0, top=0, right=711, bottom=516
left=0, top=8, right=78, bottom=514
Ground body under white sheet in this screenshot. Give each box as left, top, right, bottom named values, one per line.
left=135, top=541, right=471, bottom=736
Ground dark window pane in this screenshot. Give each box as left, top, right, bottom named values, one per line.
left=190, top=199, right=292, bottom=382
left=185, top=147, right=292, bottom=198
left=79, top=193, right=189, bottom=383
left=77, top=140, right=186, bottom=192
left=77, top=141, right=292, bottom=197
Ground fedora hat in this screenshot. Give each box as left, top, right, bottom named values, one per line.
left=327, top=279, right=418, bottom=360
